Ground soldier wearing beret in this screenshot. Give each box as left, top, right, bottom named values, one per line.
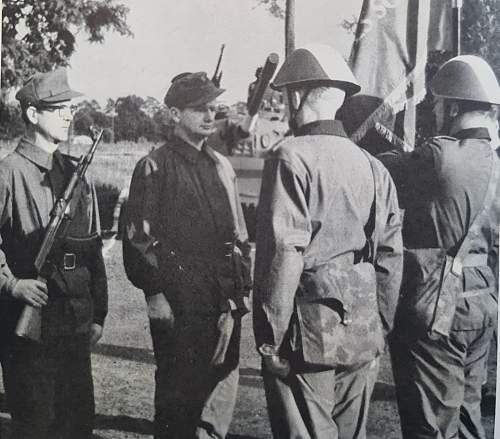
left=0, top=68, right=108, bottom=439
left=123, top=72, right=252, bottom=439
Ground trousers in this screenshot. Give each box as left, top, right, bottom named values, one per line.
left=390, top=327, right=494, bottom=439
left=262, top=358, right=380, bottom=439
left=1, top=334, right=94, bottom=439
left=150, top=311, right=241, bottom=439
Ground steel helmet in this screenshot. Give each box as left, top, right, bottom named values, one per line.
left=430, top=55, right=500, bottom=105
left=271, top=43, right=361, bottom=96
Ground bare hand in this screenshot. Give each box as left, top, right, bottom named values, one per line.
left=90, top=323, right=103, bottom=346
left=263, top=355, right=291, bottom=378
left=146, top=294, right=174, bottom=329
left=12, top=279, right=48, bottom=307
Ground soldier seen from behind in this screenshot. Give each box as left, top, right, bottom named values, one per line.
left=123, top=71, right=252, bottom=439
left=379, top=55, right=500, bottom=439
left=0, top=68, right=108, bottom=439
left=252, top=43, right=404, bottom=439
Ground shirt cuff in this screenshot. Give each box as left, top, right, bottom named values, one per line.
left=93, top=312, right=106, bottom=327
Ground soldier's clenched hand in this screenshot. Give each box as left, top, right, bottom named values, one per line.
left=263, top=355, right=291, bottom=378
left=12, top=279, right=48, bottom=307
left=90, top=323, right=103, bottom=346
left=146, top=293, right=175, bottom=330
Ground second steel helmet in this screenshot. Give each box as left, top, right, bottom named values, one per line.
left=430, top=55, right=500, bottom=105
left=271, top=43, right=360, bottom=96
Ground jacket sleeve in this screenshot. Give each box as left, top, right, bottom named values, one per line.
left=488, top=188, right=500, bottom=296
left=122, top=155, right=165, bottom=296
left=253, top=155, right=311, bottom=349
left=377, top=140, right=441, bottom=209
left=372, top=160, right=404, bottom=335
left=0, top=169, right=18, bottom=298
left=88, top=182, right=108, bottom=326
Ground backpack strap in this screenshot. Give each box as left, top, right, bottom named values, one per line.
left=451, top=152, right=499, bottom=276
left=360, top=150, right=377, bottom=264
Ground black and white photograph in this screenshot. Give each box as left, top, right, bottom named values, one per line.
left=0, top=0, right=499, bottom=438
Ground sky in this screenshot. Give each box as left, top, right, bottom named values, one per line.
left=68, top=0, right=363, bottom=106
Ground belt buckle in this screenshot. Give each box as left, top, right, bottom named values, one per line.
left=63, top=253, right=76, bottom=271
left=224, top=241, right=233, bottom=258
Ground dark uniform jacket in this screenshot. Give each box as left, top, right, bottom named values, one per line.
left=253, top=120, right=403, bottom=366
left=0, top=138, right=108, bottom=339
left=123, top=135, right=250, bottom=316
left=379, top=127, right=499, bottom=332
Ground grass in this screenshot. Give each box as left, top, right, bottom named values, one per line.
left=0, top=138, right=155, bottom=189
left=0, top=138, right=497, bottom=438
left=1, top=241, right=496, bottom=438
left=0, top=139, right=157, bottom=232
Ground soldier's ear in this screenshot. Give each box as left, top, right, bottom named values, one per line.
left=25, top=105, right=39, bottom=125
left=169, top=106, right=182, bottom=123
left=449, top=101, right=460, bottom=118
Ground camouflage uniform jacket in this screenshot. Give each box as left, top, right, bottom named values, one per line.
left=253, top=120, right=403, bottom=365
left=378, top=127, right=499, bottom=332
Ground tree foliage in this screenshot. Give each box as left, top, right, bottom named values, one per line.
left=256, top=0, right=285, bottom=19
left=462, top=0, right=500, bottom=76
left=2, top=0, right=132, bottom=91
left=71, top=96, right=168, bottom=143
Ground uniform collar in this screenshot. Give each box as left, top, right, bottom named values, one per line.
left=15, top=137, right=54, bottom=170
left=452, top=127, right=491, bottom=141
left=171, top=135, right=219, bottom=164
left=295, top=120, right=348, bottom=138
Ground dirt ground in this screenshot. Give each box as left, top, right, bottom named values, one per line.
left=0, top=239, right=497, bottom=438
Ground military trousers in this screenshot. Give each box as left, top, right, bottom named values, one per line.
left=262, top=358, right=380, bottom=439
left=149, top=310, right=241, bottom=439
left=1, top=333, right=94, bottom=439
left=390, top=324, right=495, bottom=439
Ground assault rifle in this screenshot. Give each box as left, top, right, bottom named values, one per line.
left=15, top=127, right=104, bottom=342
left=211, top=44, right=225, bottom=87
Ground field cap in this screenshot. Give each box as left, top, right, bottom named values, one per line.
left=164, top=72, right=225, bottom=108
left=16, top=68, right=83, bottom=105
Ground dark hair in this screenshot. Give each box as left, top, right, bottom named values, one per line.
left=20, top=102, right=32, bottom=125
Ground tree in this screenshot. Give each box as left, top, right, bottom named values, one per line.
left=2, top=0, right=132, bottom=93
left=256, top=0, right=285, bottom=19
left=462, top=0, right=500, bottom=76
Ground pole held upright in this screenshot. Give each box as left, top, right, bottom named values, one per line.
left=452, top=0, right=463, bottom=56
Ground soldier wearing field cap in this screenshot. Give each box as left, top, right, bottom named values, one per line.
left=253, top=43, right=403, bottom=439
left=123, top=71, right=252, bottom=439
left=379, top=55, right=500, bottom=439
left=0, top=68, right=108, bottom=439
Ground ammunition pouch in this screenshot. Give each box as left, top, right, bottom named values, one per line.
left=397, top=248, right=494, bottom=339
left=292, top=255, right=385, bottom=368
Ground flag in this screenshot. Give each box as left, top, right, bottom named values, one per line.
left=348, top=0, right=453, bottom=148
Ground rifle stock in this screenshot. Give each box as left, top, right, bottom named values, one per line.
left=15, top=128, right=104, bottom=342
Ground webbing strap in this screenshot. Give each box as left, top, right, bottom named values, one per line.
left=452, top=153, right=499, bottom=276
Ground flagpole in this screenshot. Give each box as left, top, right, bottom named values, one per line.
left=452, top=0, right=463, bottom=56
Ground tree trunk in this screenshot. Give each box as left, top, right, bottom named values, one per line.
left=285, top=0, right=295, bottom=56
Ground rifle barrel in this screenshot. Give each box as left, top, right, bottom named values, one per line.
left=247, top=53, right=280, bottom=116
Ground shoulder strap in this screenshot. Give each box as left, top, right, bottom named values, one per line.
left=452, top=153, right=500, bottom=275
left=361, top=150, right=377, bottom=263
